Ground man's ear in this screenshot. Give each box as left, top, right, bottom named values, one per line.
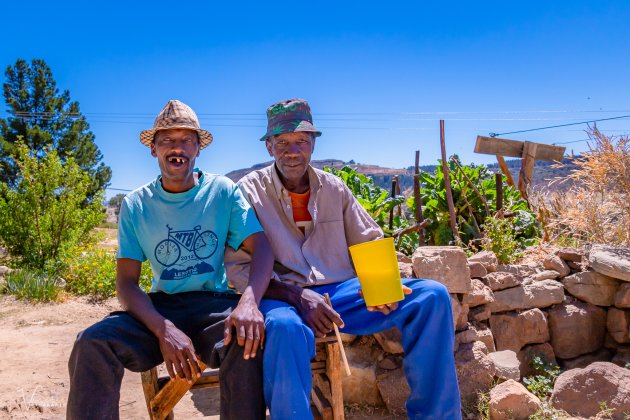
left=265, top=139, right=274, bottom=157
left=150, top=142, right=157, bottom=157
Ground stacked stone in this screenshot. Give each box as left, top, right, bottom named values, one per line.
left=341, top=244, right=630, bottom=418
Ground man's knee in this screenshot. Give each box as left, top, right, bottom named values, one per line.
left=405, top=279, right=451, bottom=313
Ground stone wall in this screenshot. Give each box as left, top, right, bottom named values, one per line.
left=342, top=244, right=630, bottom=418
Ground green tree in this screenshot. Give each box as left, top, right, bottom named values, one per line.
left=0, top=59, right=111, bottom=201
left=0, top=142, right=105, bottom=269
left=108, top=193, right=126, bottom=221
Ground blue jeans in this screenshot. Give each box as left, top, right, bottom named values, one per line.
left=259, top=278, right=462, bottom=420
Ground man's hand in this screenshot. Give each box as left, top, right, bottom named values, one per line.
left=157, top=320, right=202, bottom=384
left=296, top=288, right=344, bottom=338
left=224, top=295, right=265, bottom=360
left=361, top=285, right=413, bottom=315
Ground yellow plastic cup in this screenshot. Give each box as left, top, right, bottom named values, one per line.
left=349, top=238, right=404, bottom=307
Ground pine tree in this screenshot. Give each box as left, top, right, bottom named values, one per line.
left=0, top=59, right=111, bottom=201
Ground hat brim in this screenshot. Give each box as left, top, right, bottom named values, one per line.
left=260, top=121, right=322, bottom=141
left=140, top=126, right=213, bottom=150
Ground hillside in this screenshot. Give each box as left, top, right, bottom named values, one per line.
left=226, top=156, right=580, bottom=193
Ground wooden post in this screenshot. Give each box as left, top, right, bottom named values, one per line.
left=413, top=151, right=425, bottom=245
left=495, top=155, right=515, bottom=187
left=495, top=173, right=503, bottom=212
left=518, top=141, right=538, bottom=201
left=440, top=120, right=460, bottom=243
left=389, top=177, right=397, bottom=230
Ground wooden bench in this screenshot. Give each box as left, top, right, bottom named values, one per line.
left=141, top=335, right=344, bottom=420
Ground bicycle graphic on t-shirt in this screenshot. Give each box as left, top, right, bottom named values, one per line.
left=154, top=225, right=218, bottom=267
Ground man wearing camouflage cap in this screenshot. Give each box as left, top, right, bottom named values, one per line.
left=67, top=100, right=272, bottom=419
left=226, top=98, right=462, bottom=419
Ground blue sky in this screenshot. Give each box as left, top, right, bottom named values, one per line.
left=2, top=1, right=629, bottom=197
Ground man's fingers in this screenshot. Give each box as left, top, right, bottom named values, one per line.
left=259, top=323, right=265, bottom=350
left=172, top=356, right=186, bottom=381
left=165, top=359, right=176, bottom=379
left=237, top=324, right=246, bottom=346
left=387, top=302, right=399, bottom=311
left=326, top=307, right=344, bottom=329
left=243, top=324, right=254, bottom=359
left=186, top=349, right=202, bottom=378
left=402, top=285, right=413, bottom=295
left=177, top=352, right=193, bottom=383
left=224, top=319, right=233, bottom=345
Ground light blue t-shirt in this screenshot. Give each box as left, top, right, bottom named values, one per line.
left=117, top=171, right=263, bottom=294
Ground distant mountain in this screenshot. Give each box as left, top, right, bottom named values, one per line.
left=226, top=156, right=580, bottom=193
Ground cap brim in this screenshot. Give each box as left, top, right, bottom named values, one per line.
left=259, top=121, right=322, bottom=141
left=140, top=127, right=213, bottom=149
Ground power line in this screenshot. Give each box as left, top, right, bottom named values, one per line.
left=489, top=115, right=630, bottom=137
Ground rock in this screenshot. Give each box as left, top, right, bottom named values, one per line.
left=614, top=283, right=630, bottom=309
left=562, top=271, right=620, bottom=306
left=544, top=255, right=571, bottom=278
left=468, top=261, right=487, bottom=278
left=455, top=325, right=496, bottom=352
left=450, top=294, right=469, bottom=332
left=567, top=260, right=585, bottom=271
left=547, top=300, right=607, bottom=359
left=455, top=341, right=496, bottom=406
left=377, top=355, right=402, bottom=370
left=462, top=279, right=494, bottom=308
left=557, top=248, right=584, bottom=263
left=606, top=333, right=622, bottom=350
left=342, top=344, right=384, bottom=406
left=398, top=262, right=414, bottom=279
left=412, top=246, right=472, bottom=293
left=550, top=362, right=630, bottom=419
left=497, top=263, right=541, bottom=278
left=529, top=270, right=561, bottom=282
left=489, top=280, right=564, bottom=313
left=467, top=250, right=498, bottom=273
left=489, top=379, right=542, bottom=420
left=518, top=343, right=557, bottom=378
left=340, top=333, right=357, bottom=345
left=607, top=308, right=630, bottom=344
left=588, top=245, right=630, bottom=282
left=612, top=347, right=630, bottom=367
left=559, top=348, right=612, bottom=370
left=488, top=350, right=520, bottom=381
left=373, top=327, right=404, bottom=354
left=396, top=251, right=412, bottom=264
left=484, top=272, right=522, bottom=291
left=376, top=368, right=409, bottom=415
left=0, top=266, right=12, bottom=277
left=490, top=309, right=549, bottom=352
left=469, top=305, right=491, bottom=322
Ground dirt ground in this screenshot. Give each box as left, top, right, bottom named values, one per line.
left=0, top=295, right=224, bottom=420
left=0, top=295, right=391, bottom=419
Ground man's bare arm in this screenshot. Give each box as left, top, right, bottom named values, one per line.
left=116, top=258, right=201, bottom=383
left=223, top=232, right=273, bottom=359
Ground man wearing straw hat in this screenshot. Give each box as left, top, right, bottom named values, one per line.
left=67, top=100, right=272, bottom=419
left=225, top=98, right=462, bottom=419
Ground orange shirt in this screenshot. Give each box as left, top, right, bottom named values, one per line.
left=288, top=190, right=313, bottom=235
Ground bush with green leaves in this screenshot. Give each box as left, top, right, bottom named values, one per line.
left=0, top=142, right=105, bottom=269
left=4, top=268, right=61, bottom=302
left=323, top=166, right=416, bottom=253
left=522, top=356, right=561, bottom=400
left=325, top=160, right=541, bottom=256
left=60, top=243, right=153, bottom=299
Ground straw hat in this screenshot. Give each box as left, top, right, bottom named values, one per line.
left=140, top=100, right=213, bottom=149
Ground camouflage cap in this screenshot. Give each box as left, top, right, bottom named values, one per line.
left=260, top=98, right=322, bottom=141
left=140, top=100, right=213, bottom=149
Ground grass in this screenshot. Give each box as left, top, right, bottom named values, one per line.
left=3, top=269, right=61, bottom=302
left=532, top=128, right=629, bottom=247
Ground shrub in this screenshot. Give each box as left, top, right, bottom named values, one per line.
left=522, top=356, right=561, bottom=400
left=0, top=142, right=105, bottom=269
left=532, top=128, right=629, bottom=246
left=4, top=268, right=61, bottom=302
left=60, top=244, right=152, bottom=299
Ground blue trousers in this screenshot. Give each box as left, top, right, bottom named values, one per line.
left=259, top=278, right=462, bottom=420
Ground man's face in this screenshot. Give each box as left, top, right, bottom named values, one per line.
left=150, top=128, right=200, bottom=192
left=266, top=132, right=315, bottom=184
